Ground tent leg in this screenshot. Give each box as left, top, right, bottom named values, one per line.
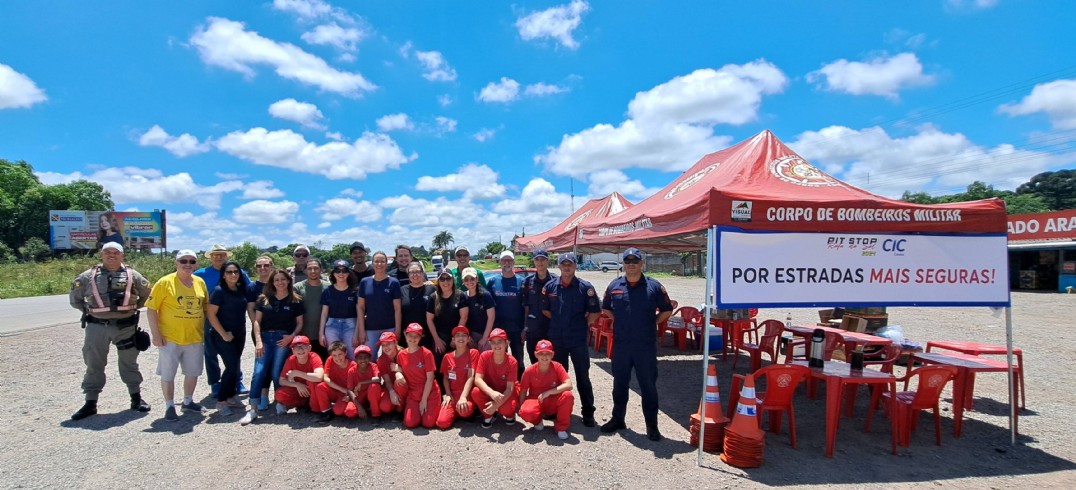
left=698, top=227, right=715, bottom=466
left=1006, top=307, right=1016, bottom=446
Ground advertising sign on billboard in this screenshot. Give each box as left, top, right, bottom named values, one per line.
left=49, top=210, right=165, bottom=251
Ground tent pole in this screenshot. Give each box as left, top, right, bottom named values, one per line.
left=1005, top=306, right=1016, bottom=446
left=697, top=227, right=715, bottom=466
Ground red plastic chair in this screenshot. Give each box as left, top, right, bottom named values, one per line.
left=727, top=364, right=811, bottom=448
left=588, top=313, right=610, bottom=348
left=866, top=365, right=958, bottom=447
left=735, top=319, right=784, bottom=372
left=665, top=306, right=702, bottom=351
left=655, top=300, right=679, bottom=341
left=594, top=316, right=614, bottom=357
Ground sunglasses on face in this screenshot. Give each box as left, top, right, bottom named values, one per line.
left=409, top=270, right=424, bottom=275
left=177, top=259, right=197, bottom=265
left=438, top=277, right=453, bottom=282
left=293, top=253, right=309, bottom=258
left=623, top=258, right=642, bottom=264
left=456, top=253, right=469, bottom=258
left=224, top=270, right=242, bottom=275
left=333, top=269, right=350, bottom=274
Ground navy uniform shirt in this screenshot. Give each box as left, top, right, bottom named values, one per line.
left=522, top=271, right=557, bottom=332
left=602, top=274, right=674, bottom=346
left=487, top=274, right=525, bottom=332
left=541, top=276, right=600, bottom=343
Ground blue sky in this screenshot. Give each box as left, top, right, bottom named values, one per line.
left=2, top=0, right=1074, bottom=253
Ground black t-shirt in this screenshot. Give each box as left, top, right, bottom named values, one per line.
left=352, top=267, right=374, bottom=282
left=257, top=297, right=303, bottom=332
left=210, top=286, right=248, bottom=333
left=401, top=283, right=436, bottom=328
left=464, top=290, right=496, bottom=335
left=426, top=291, right=465, bottom=340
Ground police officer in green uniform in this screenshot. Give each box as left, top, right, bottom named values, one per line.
left=68, top=242, right=153, bottom=420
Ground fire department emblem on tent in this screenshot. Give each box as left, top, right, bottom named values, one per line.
left=769, top=156, right=838, bottom=187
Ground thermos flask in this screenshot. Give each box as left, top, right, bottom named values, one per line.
left=809, top=328, right=825, bottom=368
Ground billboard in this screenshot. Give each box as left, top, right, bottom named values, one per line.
left=49, top=210, right=166, bottom=251
left=716, top=227, right=1010, bottom=308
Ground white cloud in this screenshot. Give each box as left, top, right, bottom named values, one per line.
left=138, top=125, right=211, bottom=157
left=437, top=94, right=453, bottom=107
left=376, top=113, right=414, bottom=132
left=233, top=199, right=300, bottom=224
left=316, top=197, right=382, bottom=222
left=945, top=0, right=998, bottom=11
left=536, top=60, right=785, bottom=176
left=586, top=169, right=659, bottom=200
left=516, top=0, right=590, bottom=50
left=325, top=131, right=344, bottom=141
left=189, top=17, right=375, bottom=96
left=272, top=0, right=335, bottom=21
left=0, top=63, right=47, bottom=109
left=240, top=180, right=285, bottom=199
left=791, top=125, right=1065, bottom=197
left=885, top=29, right=932, bottom=50
left=999, top=79, right=1076, bottom=130
left=493, top=178, right=573, bottom=222
left=807, top=52, right=934, bottom=99
left=340, top=188, right=363, bottom=198
left=435, top=116, right=457, bottom=134
left=415, top=164, right=506, bottom=200
left=415, top=50, right=457, bottom=82
left=473, top=128, right=496, bottom=142
left=268, top=98, right=326, bottom=129
left=215, top=172, right=246, bottom=180
left=301, top=23, right=365, bottom=54
left=377, top=194, right=489, bottom=229
left=478, top=77, right=521, bottom=103
left=35, top=167, right=242, bottom=209
left=215, top=127, right=415, bottom=179
left=524, top=82, right=569, bottom=97
left=317, top=222, right=331, bottom=228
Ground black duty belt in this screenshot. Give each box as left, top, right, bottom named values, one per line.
left=86, top=316, right=138, bottom=327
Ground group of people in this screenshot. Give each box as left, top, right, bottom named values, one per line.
left=69, top=240, right=674, bottom=441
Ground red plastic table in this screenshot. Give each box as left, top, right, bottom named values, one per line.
left=912, top=351, right=1020, bottom=437
left=784, top=325, right=892, bottom=361
left=794, top=360, right=897, bottom=457
left=926, top=340, right=1025, bottom=409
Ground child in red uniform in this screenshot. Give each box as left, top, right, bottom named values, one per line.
left=376, top=331, right=404, bottom=416
left=313, top=341, right=355, bottom=423
left=517, top=339, right=574, bottom=440
left=345, top=345, right=384, bottom=420
left=471, top=328, right=520, bottom=428
left=274, top=336, right=325, bottom=416
left=436, top=325, right=479, bottom=429
left=396, top=323, right=440, bottom=428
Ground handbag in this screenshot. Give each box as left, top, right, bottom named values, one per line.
left=134, top=327, right=151, bottom=351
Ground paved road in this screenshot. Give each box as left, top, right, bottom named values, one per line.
left=0, top=294, right=79, bottom=336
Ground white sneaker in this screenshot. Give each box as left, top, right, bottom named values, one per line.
left=533, top=419, right=545, bottom=431
left=239, top=410, right=257, bottom=426
left=275, top=403, right=287, bottom=415
left=557, top=430, right=569, bottom=440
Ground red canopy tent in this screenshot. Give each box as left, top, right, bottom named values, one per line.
left=516, top=192, right=633, bottom=252
left=577, top=130, right=1007, bottom=251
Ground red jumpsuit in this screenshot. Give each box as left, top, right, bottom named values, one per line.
left=518, top=361, right=574, bottom=431
left=470, top=350, right=520, bottom=418
left=275, top=353, right=325, bottom=410
left=436, top=348, right=479, bottom=429
left=396, top=346, right=441, bottom=428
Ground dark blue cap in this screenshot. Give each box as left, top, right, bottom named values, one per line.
left=558, top=253, right=576, bottom=264
left=533, top=249, right=549, bottom=259
left=623, top=248, right=642, bottom=260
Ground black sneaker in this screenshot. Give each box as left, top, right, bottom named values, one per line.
left=372, top=415, right=383, bottom=426
left=481, top=416, right=494, bottom=429
left=582, top=414, right=597, bottom=428
left=646, top=427, right=663, bottom=442
left=164, top=406, right=179, bottom=421
left=317, top=411, right=335, bottom=424
left=600, top=419, right=626, bottom=433
left=130, top=395, right=151, bottom=412
left=71, top=401, right=98, bottom=421
left=181, top=401, right=205, bottom=413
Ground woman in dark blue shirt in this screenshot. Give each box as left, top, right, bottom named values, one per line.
left=320, top=260, right=358, bottom=359
left=207, top=261, right=248, bottom=415
left=241, top=269, right=303, bottom=425
left=461, top=267, right=496, bottom=351
left=355, top=251, right=401, bottom=361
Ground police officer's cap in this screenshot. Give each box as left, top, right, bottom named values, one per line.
left=350, top=241, right=366, bottom=253
left=532, top=249, right=549, bottom=259
left=558, top=253, right=577, bottom=264
left=622, top=247, right=643, bottom=260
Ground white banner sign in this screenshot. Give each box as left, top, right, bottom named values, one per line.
left=717, top=229, right=1010, bottom=307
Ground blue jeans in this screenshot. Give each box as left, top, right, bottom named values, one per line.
left=251, top=330, right=289, bottom=402
left=365, top=328, right=391, bottom=362
left=324, top=317, right=357, bottom=359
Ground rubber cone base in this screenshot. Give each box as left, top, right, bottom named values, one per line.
left=689, top=414, right=727, bottom=453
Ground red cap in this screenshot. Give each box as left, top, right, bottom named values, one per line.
left=289, top=335, right=311, bottom=347
left=376, top=331, right=398, bottom=345
left=489, top=328, right=508, bottom=341
left=404, top=323, right=424, bottom=336
left=354, top=344, right=372, bottom=357
left=535, top=339, right=554, bottom=354
left=451, top=325, right=469, bottom=336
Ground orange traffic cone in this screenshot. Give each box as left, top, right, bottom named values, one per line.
left=721, top=374, right=765, bottom=468
left=690, top=363, right=729, bottom=453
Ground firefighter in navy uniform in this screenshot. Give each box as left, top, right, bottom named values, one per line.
left=599, top=248, right=673, bottom=441
left=541, top=253, right=601, bottom=427
left=68, top=242, right=153, bottom=420
left=521, top=249, right=556, bottom=364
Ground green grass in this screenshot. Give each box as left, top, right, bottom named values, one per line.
left=0, top=253, right=194, bottom=299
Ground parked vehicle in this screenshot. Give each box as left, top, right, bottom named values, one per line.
left=599, top=261, right=622, bottom=273
left=431, top=256, right=444, bottom=273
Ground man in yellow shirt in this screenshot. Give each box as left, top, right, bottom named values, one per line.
left=147, top=250, right=208, bottom=421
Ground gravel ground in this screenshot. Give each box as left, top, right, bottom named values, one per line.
left=1, top=271, right=1074, bottom=489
